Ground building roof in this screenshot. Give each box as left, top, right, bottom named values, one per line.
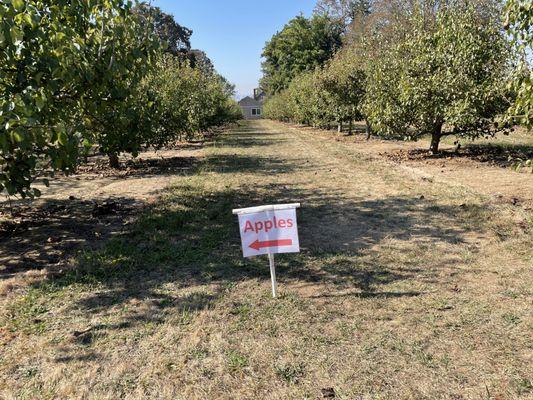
left=238, top=96, right=262, bottom=107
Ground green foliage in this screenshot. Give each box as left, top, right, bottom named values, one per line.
left=363, top=2, right=511, bottom=152
left=314, top=0, right=372, bottom=26
left=319, top=47, right=366, bottom=130
left=260, top=14, right=343, bottom=95
left=82, top=4, right=161, bottom=164
left=264, top=45, right=366, bottom=132
left=287, top=71, right=324, bottom=126
left=134, top=3, right=192, bottom=56
left=265, top=1, right=515, bottom=152
left=264, top=70, right=328, bottom=127
left=503, top=0, right=532, bottom=128
left=0, top=0, right=157, bottom=197
left=263, top=89, right=294, bottom=122
left=0, top=1, right=238, bottom=197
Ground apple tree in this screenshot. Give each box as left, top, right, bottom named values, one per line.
left=364, top=2, right=511, bottom=153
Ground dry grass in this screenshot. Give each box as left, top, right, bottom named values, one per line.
left=0, top=120, right=532, bottom=399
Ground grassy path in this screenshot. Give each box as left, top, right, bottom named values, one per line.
left=1, top=120, right=531, bottom=399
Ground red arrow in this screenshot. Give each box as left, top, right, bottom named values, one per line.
left=249, top=239, right=293, bottom=251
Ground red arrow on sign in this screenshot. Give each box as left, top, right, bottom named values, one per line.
left=249, top=239, right=293, bottom=251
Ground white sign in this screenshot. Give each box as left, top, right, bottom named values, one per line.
left=234, top=205, right=300, bottom=258
left=232, top=203, right=301, bottom=297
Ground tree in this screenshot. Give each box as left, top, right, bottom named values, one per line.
left=503, top=0, right=532, bottom=128
left=142, top=53, right=240, bottom=143
left=264, top=49, right=368, bottom=135
left=134, top=4, right=192, bottom=56
left=77, top=3, right=161, bottom=168
left=263, top=90, right=295, bottom=122
left=0, top=0, right=238, bottom=195
left=363, top=1, right=512, bottom=153
left=0, top=0, right=158, bottom=196
left=187, top=49, right=216, bottom=75
left=263, top=70, right=326, bottom=126
left=314, top=0, right=372, bottom=27
left=319, top=47, right=366, bottom=134
left=260, top=14, right=343, bottom=95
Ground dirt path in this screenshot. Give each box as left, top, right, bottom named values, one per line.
left=1, top=120, right=531, bottom=400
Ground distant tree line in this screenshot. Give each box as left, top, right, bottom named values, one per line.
left=262, top=0, right=531, bottom=154
left=0, top=1, right=241, bottom=198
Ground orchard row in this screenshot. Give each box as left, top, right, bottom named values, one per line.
left=263, top=0, right=531, bottom=154
left=0, top=1, right=241, bottom=198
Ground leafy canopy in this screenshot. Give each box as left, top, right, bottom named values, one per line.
left=503, top=0, right=532, bottom=128
left=134, top=3, right=192, bottom=56
left=0, top=1, right=239, bottom=197
left=363, top=1, right=512, bottom=152
left=0, top=0, right=157, bottom=197
left=260, top=14, right=343, bottom=95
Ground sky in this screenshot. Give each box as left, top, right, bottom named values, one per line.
left=152, top=0, right=316, bottom=99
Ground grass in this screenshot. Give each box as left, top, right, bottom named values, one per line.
left=0, top=120, right=532, bottom=399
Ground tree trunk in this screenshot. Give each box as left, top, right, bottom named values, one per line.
left=108, top=153, right=120, bottom=169
left=337, top=121, right=343, bottom=133
left=365, top=120, right=372, bottom=140
left=347, top=120, right=353, bottom=136
left=429, top=124, right=443, bottom=154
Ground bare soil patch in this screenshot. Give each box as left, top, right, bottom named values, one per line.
left=383, top=143, right=533, bottom=169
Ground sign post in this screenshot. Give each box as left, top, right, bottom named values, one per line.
left=268, top=253, right=277, bottom=298
left=232, top=203, right=300, bottom=298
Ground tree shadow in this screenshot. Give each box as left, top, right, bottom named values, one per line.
left=457, top=142, right=532, bottom=167
left=214, top=124, right=289, bottom=149
left=385, top=142, right=533, bottom=168
left=22, top=182, right=481, bottom=323
left=0, top=197, right=143, bottom=280
left=0, top=150, right=218, bottom=279
left=2, top=122, right=489, bottom=360
left=202, top=154, right=296, bottom=174
left=219, top=136, right=288, bottom=148
left=75, top=155, right=200, bottom=178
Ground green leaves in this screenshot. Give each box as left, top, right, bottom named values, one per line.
left=11, top=0, right=24, bottom=12
left=265, top=35, right=367, bottom=129
left=0, top=0, right=160, bottom=197
left=363, top=2, right=511, bottom=151
left=503, top=0, right=532, bottom=128
left=261, top=14, right=343, bottom=95
left=266, top=1, right=515, bottom=154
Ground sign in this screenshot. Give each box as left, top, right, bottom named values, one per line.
left=234, top=205, right=300, bottom=258
left=232, top=203, right=301, bottom=298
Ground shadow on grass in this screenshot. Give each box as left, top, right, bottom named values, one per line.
left=219, top=136, right=288, bottom=149
left=76, top=155, right=200, bottom=178
left=202, top=154, right=296, bottom=175
left=0, top=151, right=204, bottom=280
left=219, top=131, right=287, bottom=147
left=214, top=122, right=290, bottom=149
left=458, top=142, right=532, bottom=165
left=3, top=121, right=488, bottom=363
left=386, top=142, right=532, bottom=167
left=0, top=197, right=142, bottom=280
left=22, top=182, right=480, bottom=322
left=310, top=291, right=422, bottom=299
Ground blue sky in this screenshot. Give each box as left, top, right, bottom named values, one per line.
left=152, top=0, right=316, bottom=99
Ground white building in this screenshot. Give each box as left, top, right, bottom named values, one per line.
left=238, top=89, right=266, bottom=119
